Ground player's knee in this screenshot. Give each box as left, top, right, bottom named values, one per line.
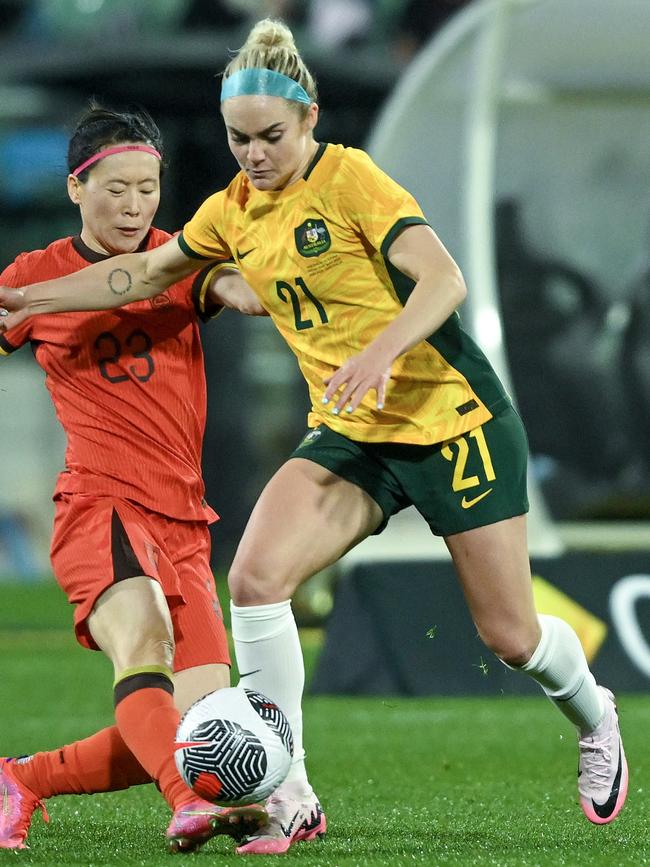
left=228, top=564, right=290, bottom=606
left=142, top=632, right=175, bottom=669
left=479, top=625, right=540, bottom=667
left=116, top=629, right=175, bottom=672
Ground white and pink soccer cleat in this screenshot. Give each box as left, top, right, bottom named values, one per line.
left=236, top=784, right=326, bottom=855
left=578, top=687, right=628, bottom=824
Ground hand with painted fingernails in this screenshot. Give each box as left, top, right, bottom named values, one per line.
left=322, top=347, right=391, bottom=416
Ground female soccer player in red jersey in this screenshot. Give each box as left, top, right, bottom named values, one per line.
left=0, top=103, right=267, bottom=853
left=0, top=21, right=629, bottom=854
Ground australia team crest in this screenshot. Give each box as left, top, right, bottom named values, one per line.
left=294, top=219, right=331, bottom=257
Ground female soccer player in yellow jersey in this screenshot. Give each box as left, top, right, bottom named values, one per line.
left=0, top=18, right=628, bottom=854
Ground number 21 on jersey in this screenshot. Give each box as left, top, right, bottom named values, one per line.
left=276, top=278, right=328, bottom=331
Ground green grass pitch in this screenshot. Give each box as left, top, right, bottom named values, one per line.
left=0, top=580, right=648, bottom=866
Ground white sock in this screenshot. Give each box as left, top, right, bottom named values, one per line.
left=516, top=614, right=605, bottom=733
left=230, top=600, right=311, bottom=792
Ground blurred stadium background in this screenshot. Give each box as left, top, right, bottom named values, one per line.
left=1, top=0, right=649, bottom=696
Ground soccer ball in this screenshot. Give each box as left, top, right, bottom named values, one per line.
left=174, top=686, right=293, bottom=805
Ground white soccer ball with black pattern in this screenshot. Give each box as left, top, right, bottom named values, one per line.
left=174, top=686, right=293, bottom=805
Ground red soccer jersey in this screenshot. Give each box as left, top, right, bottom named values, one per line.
left=0, top=230, right=219, bottom=522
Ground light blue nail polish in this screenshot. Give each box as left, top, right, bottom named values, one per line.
left=346, top=406, right=353, bottom=413
left=377, top=403, right=384, bottom=410
left=321, top=397, right=329, bottom=404
left=332, top=408, right=340, bottom=415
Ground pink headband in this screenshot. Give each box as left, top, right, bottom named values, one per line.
left=71, top=144, right=162, bottom=177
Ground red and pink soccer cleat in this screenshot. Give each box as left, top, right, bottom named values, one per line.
left=0, top=757, right=49, bottom=850
left=166, top=797, right=268, bottom=854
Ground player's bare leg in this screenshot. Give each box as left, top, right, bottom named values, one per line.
left=174, top=663, right=229, bottom=712
left=90, top=578, right=266, bottom=851
left=88, top=576, right=176, bottom=676
left=446, top=515, right=627, bottom=822
left=229, top=458, right=382, bottom=854
left=445, top=516, right=540, bottom=665
left=230, top=459, right=382, bottom=605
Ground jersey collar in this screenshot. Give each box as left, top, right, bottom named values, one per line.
left=72, top=231, right=152, bottom=263
left=303, top=142, right=327, bottom=181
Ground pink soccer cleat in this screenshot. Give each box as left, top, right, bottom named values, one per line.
left=0, top=757, right=49, bottom=849
left=166, top=798, right=267, bottom=854
left=578, top=687, right=628, bottom=824
left=236, top=785, right=326, bottom=855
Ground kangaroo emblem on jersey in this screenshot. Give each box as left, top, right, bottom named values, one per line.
left=294, top=219, right=331, bottom=257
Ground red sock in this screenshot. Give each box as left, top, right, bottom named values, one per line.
left=12, top=726, right=151, bottom=799
left=114, top=674, right=195, bottom=810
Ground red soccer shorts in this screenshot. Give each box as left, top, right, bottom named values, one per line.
left=50, top=492, right=230, bottom=671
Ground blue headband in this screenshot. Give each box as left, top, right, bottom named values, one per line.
left=220, top=68, right=312, bottom=104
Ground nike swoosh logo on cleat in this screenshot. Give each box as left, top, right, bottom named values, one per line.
left=461, top=489, right=493, bottom=509
left=304, top=805, right=324, bottom=831
left=239, top=669, right=262, bottom=678
left=279, top=810, right=300, bottom=838
left=591, top=749, right=622, bottom=819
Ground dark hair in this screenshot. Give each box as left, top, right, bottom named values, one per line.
left=67, top=100, right=165, bottom=181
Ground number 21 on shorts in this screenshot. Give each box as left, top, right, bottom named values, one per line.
left=441, top=427, right=495, bottom=508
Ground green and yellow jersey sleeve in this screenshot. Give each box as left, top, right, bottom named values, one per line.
left=179, top=191, right=232, bottom=261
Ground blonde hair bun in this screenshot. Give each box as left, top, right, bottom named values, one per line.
left=224, top=17, right=318, bottom=105
left=244, top=18, right=297, bottom=52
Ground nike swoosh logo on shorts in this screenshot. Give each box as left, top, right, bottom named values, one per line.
left=236, top=247, right=256, bottom=260
left=461, top=488, right=493, bottom=509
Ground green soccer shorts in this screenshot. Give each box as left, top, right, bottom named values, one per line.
left=289, top=404, right=529, bottom=537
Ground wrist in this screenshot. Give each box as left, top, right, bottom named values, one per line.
left=24, top=292, right=49, bottom=315
left=366, top=336, right=399, bottom=368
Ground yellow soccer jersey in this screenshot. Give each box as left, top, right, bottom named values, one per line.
left=180, top=143, right=509, bottom=445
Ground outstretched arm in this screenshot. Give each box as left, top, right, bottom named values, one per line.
left=0, top=236, right=196, bottom=331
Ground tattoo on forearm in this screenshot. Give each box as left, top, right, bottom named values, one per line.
left=108, top=268, right=133, bottom=296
